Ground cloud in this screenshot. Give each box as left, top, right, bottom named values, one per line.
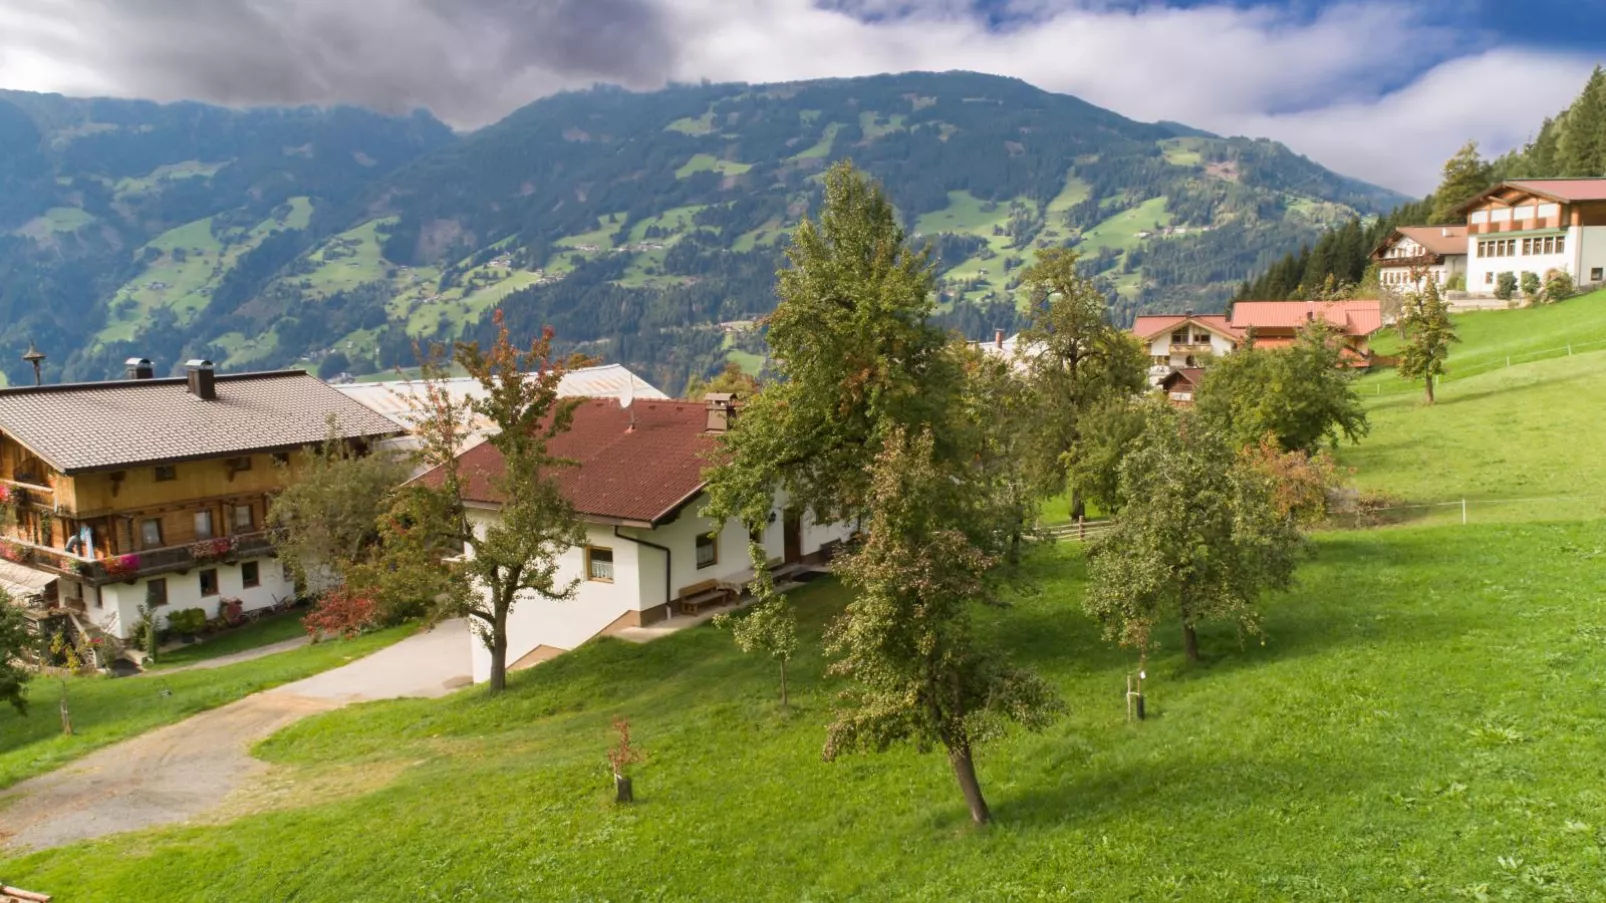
left=0, top=0, right=1594, bottom=192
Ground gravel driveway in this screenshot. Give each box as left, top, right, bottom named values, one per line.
left=0, top=619, right=470, bottom=852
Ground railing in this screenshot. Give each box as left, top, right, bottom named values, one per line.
left=1044, top=519, right=1114, bottom=543
left=1169, top=343, right=1214, bottom=354
left=0, top=531, right=276, bottom=583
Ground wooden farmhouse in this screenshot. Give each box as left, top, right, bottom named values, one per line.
left=0, top=359, right=401, bottom=640
left=1372, top=225, right=1468, bottom=294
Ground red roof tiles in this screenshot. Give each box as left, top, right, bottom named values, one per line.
left=1228, top=300, right=1381, bottom=337
left=423, top=398, right=718, bottom=525
left=1378, top=225, right=1468, bottom=259
left=1130, top=314, right=1242, bottom=341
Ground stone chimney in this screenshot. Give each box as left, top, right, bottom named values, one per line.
left=704, top=392, right=736, bottom=433
left=185, top=359, right=216, bottom=401
left=125, top=357, right=154, bottom=380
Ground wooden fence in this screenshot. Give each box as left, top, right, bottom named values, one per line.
left=1044, top=519, right=1113, bottom=543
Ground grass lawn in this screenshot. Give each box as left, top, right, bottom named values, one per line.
left=147, top=612, right=310, bottom=670
left=1368, top=289, right=1606, bottom=377
left=1079, top=195, right=1172, bottom=256
left=0, top=626, right=411, bottom=790
left=7, top=524, right=1606, bottom=900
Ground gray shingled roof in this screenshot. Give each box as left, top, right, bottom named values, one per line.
left=0, top=371, right=404, bottom=474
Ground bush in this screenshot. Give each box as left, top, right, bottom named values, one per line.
left=167, top=607, right=208, bottom=635
left=1520, top=271, right=1541, bottom=300
left=1445, top=273, right=1466, bottom=292
left=302, top=586, right=380, bottom=640
left=1494, top=271, right=1518, bottom=301
left=1543, top=269, right=1575, bottom=303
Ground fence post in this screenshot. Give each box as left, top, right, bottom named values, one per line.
left=1568, top=344, right=1573, bottom=356
left=1506, top=356, right=1510, bottom=368
left=1461, top=498, right=1467, bottom=525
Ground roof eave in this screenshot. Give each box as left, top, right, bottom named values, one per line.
left=58, top=429, right=405, bottom=476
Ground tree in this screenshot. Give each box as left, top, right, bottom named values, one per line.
left=1085, top=408, right=1301, bottom=663
left=1431, top=142, right=1493, bottom=224
left=702, top=160, right=956, bottom=532
left=827, top=429, right=1062, bottom=825
left=1520, top=271, right=1542, bottom=303
left=1194, top=318, right=1368, bottom=453
left=0, top=592, right=31, bottom=715
left=1543, top=269, right=1576, bottom=303
left=1556, top=66, right=1605, bottom=176
left=682, top=362, right=761, bottom=400
left=713, top=558, right=798, bottom=708
left=318, top=351, right=351, bottom=380
left=1014, top=247, right=1149, bottom=506
left=1397, top=280, right=1459, bottom=405
left=396, top=311, right=592, bottom=693
left=267, top=424, right=409, bottom=606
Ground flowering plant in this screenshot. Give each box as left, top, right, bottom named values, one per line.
left=103, top=553, right=141, bottom=579
left=188, top=537, right=236, bottom=562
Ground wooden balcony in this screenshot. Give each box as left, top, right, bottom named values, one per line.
left=1169, top=343, right=1214, bottom=355
left=1, top=531, right=277, bottom=585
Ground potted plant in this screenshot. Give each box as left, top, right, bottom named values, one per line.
left=188, top=537, right=235, bottom=564
left=104, top=553, right=141, bottom=582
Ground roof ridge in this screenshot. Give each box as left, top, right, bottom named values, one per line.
left=0, top=369, right=306, bottom=398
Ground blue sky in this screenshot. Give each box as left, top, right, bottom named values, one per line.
left=1, top=0, right=1602, bottom=193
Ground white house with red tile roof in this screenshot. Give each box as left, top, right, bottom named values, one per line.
left=418, top=395, right=854, bottom=683
left=1459, top=179, right=1606, bottom=296
left=1130, top=312, right=1242, bottom=381
left=1372, top=225, right=1468, bottom=295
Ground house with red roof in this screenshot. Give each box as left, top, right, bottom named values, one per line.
left=1130, top=311, right=1243, bottom=378
left=1372, top=225, right=1468, bottom=295
left=1228, top=299, right=1383, bottom=367
left=428, top=394, right=853, bottom=683
left=1459, top=179, right=1606, bottom=296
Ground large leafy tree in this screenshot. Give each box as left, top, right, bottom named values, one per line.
left=1085, top=406, right=1301, bottom=663
left=266, top=424, right=410, bottom=602
left=1014, top=248, right=1149, bottom=504
left=1397, top=280, right=1459, bottom=405
left=682, top=362, right=762, bottom=401
left=828, top=429, right=1061, bottom=825
left=1194, top=318, right=1368, bottom=453
left=1, top=591, right=30, bottom=715
left=391, top=312, right=591, bottom=693
left=702, top=160, right=957, bottom=531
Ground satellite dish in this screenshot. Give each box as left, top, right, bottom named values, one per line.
left=618, top=380, right=635, bottom=410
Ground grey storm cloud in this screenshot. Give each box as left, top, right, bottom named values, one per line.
left=2, top=0, right=680, bottom=125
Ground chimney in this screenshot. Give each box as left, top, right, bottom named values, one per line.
left=1185, top=307, right=1194, bottom=317
left=185, top=359, right=216, bottom=401
left=124, top=357, right=154, bottom=380
left=704, top=392, right=736, bottom=433
left=994, top=328, right=1005, bottom=349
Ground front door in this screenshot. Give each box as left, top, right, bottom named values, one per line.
left=782, top=511, right=803, bottom=565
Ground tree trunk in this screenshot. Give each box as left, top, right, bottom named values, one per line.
left=947, top=742, right=992, bottom=826
left=778, top=659, right=788, bottom=709
left=1424, top=375, right=1435, bottom=405
left=1182, top=622, right=1200, bottom=663
left=488, top=604, right=508, bottom=694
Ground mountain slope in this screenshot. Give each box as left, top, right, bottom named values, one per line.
left=0, top=74, right=1407, bottom=391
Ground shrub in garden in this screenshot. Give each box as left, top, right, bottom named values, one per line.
left=1543, top=269, right=1575, bottom=303
left=1495, top=271, right=1517, bottom=301
left=167, top=608, right=208, bottom=635
left=302, top=586, right=380, bottom=640
left=1520, top=271, right=1542, bottom=302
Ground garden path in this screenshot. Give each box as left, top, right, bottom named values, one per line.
left=0, top=619, right=470, bottom=852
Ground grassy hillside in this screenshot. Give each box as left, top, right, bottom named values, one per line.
left=1342, top=291, right=1606, bottom=519
left=6, top=524, right=1606, bottom=900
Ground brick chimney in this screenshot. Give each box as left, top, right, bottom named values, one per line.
left=125, top=357, right=154, bottom=380
left=704, top=393, right=736, bottom=433
left=185, top=359, right=216, bottom=401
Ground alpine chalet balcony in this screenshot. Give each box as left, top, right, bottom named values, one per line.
left=0, top=531, right=278, bottom=585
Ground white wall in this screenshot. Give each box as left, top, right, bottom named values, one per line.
left=96, top=557, right=293, bottom=638
left=1466, top=231, right=1573, bottom=296
left=1578, top=226, right=1606, bottom=287
left=465, top=490, right=857, bottom=683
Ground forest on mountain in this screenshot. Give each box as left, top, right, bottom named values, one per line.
left=1236, top=66, right=1606, bottom=301
left=0, top=72, right=1406, bottom=392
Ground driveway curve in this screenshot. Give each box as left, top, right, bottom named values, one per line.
left=0, top=619, right=469, bottom=852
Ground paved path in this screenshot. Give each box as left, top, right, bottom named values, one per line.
left=151, top=635, right=313, bottom=674
left=0, top=620, right=470, bottom=852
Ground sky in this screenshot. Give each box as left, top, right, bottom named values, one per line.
left=0, top=0, right=1601, bottom=194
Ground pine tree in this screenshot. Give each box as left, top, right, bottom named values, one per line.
left=1556, top=66, right=1606, bottom=176
left=1431, top=142, right=1494, bottom=224
left=1397, top=280, right=1459, bottom=405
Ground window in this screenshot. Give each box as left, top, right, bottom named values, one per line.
left=199, top=568, right=219, bottom=597
left=232, top=504, right=253, bottom=532
left=1484, top=272, right=1494, bottom=285
left=1556, top=235, right=1566, bottom=254
left=140, top=517, right=163, bottom=548
left=146, top=578, right=168, bottom=607
left=154, top=464, right=177, bottom=482
left=1521, top=238, right=1532, bottom=255
left=1543, top=236, right=1554, bottom=254
left=271, top=451, right=291, bottom=466
left=586, top=546, right=614, bottom=582
left=193, top=509, right=214, bottom=540
left=1593, top=267, right=1604, bottom=282
left=696, top=532, right=718, bottom=569
left=230, top=456, right=252, bottom=472
left=241, top=561, right=260, bottom=588
left=1170, top=330, right=1186, bottom=343
left=750, top=524, right=765, bottom=545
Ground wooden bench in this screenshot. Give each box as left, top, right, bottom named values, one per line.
left=676, top=579, right=732, bottom=616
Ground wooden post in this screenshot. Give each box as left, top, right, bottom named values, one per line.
left=1461, top=498, right=1467, bottom=525
left=1077, top=515, right=1085, bottom=542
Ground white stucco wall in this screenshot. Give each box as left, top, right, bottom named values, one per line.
left=95, top=557, right=293, bottom=638
left=1466, top=230, right=1574, bottom=296
left=1142, top=331, right=1234, bottom=369
left=1578, top=226, right=1606, bottom=287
